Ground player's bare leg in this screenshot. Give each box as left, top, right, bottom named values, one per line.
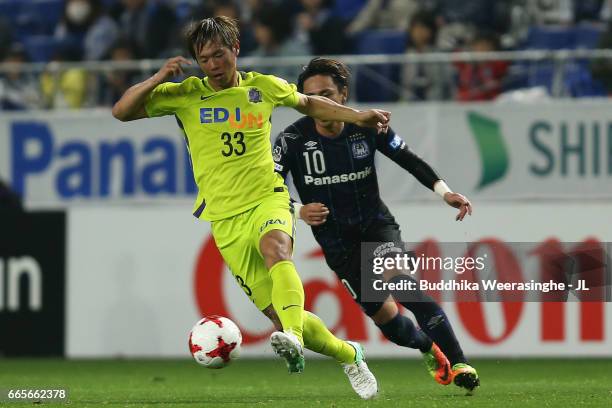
left=260, top=230, right=305, bottom=371
left=260, top=230, right=305, bottom=345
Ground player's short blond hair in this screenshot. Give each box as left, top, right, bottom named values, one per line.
left=184, top=16, right=239, bottom=61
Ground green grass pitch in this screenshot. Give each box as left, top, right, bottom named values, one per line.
left=1, top=358, right=611, bottom=407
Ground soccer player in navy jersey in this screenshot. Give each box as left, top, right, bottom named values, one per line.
left=273, top=58, right=479, bottom=394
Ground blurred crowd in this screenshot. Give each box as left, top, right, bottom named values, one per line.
left=2, top=0, right=612, bottom=110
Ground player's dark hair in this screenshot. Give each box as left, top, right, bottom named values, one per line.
left=184, top=16, right=239, bottom=61
left=297, top=58, right=351, bottom=93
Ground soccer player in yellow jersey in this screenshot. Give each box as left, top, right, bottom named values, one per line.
left=112, top=17, right=389, bottom=399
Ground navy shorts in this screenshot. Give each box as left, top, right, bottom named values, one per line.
left=331, top=212, right=403, bottom=317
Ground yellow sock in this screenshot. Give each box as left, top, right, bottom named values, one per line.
left=303, top=311, right=356, bottom=364
left=269, top=261, right=304, bottom=345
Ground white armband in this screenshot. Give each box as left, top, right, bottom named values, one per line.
left=293, top=202, right=303, bottom=219
left=434, top=180, right=452, bottom=198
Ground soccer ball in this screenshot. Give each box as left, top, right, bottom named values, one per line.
left=188, top=315, right=242, bottom=369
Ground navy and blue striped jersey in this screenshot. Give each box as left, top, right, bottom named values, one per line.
left=274, top=116, right=441, bottom=267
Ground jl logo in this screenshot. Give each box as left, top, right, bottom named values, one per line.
left=467, top=112, right=509, bottom=190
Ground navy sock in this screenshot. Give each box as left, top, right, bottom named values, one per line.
left=389, top=275, right=468, bottom=365
left=376, top=312, right=432, bottom=353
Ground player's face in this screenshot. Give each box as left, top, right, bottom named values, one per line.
left=196, top=41, right=239, bottom=90
left=303, top=74, right=346, bottom=104
left=303, top=74, right=348, bottom=128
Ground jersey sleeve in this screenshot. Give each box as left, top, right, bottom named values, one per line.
left=376, top=128, right=441, bottom=190
left=145, top=81, right=188, bottom=117
left=272, top=131, right=293, bottom=179
left=259, top=75, right=300, bottom=108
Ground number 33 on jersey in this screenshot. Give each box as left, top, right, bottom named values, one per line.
left=144, top=72, right=300, bottom=221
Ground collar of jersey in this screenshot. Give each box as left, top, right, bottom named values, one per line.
left=312, top=118, right=350, bottom=141
left=201, top=71, right=245, bottom=95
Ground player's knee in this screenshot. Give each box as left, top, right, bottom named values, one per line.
left=382, top=267, right=402, bottom=282
left=260, top=237, right=292, bottom=267
left=370, top=301, right=398, bottom=326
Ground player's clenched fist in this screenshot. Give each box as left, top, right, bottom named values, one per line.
left=154, top=56, right=192, bottom=83
left=300, top=203, right=329, bottom=226
left=355, top=109, right=390, bottom=133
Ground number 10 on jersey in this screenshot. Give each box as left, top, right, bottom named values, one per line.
left=303, top=151, right=326, bottom=174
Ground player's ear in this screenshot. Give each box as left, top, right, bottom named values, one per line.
left=341, top=86, right=348, bottom=104
left=233, top=42, right=240, bottom=57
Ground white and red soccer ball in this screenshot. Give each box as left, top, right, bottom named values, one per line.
left=189, top=315, right=242, bottom=368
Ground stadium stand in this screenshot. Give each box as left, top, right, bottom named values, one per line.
left=352, top=29, right=407, bottom=102
left=0, top=0, right=611, bottom=108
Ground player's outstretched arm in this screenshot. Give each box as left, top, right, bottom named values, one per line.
left=294, top=94, right=390, bottom=133
left=377, top=133, right=472, bottom=221
left=112, top=56, right=192, bottom=122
